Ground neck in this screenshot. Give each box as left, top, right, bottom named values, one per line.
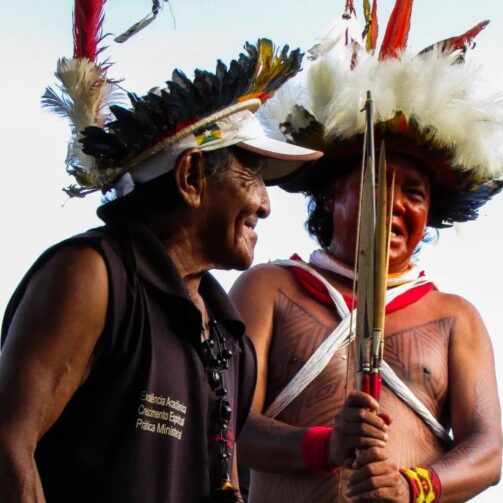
left=309, top=249, right=420, bottom=288
left=140, top=214, right=214, bottom=304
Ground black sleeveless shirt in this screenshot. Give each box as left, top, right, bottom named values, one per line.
left=1, top=220, right=256, bottom=502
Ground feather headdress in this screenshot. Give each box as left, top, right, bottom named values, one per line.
left=43, top=2, right=312, bottom=198
left=261, top=0, right=503, bottom=226
left=79, top=39, right=304, bottom=196
left=42, top=0, right=120, bottom=196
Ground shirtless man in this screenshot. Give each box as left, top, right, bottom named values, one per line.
left=230, top=6, right=503, bottom=502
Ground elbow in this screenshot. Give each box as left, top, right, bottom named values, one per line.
left=487, top=463, right=501, bottom=488
left=485, top=436, right=502, bottom=487
left=489, top=455, right=502, bottom=487
left=0, top=431, right=36, bottom=475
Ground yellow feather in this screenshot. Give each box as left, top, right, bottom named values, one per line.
left=243, top=39, right=301, bottom=101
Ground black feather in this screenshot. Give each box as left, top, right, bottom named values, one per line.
left=80, top=39, right=304, bottom=171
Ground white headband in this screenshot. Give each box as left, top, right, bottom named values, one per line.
left=114, top=104, right=322, bottom=196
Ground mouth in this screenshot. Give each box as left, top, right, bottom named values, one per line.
left=390, top=222, right=405, bottom=240
left=244, top=217, right=257, bottom=231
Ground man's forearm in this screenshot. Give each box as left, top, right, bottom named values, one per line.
left=0, top=447, right=46, bottom=503
left=430, top=432, right=501, bottom=502
left=238, top=411, right=308, bottom=472
left=239, top=392, right=389, bottom=474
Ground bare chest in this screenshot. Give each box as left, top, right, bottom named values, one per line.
left=266, top=291, right=452, bottom=427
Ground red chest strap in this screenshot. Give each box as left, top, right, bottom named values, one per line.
left=288, top=254, right=433, bottom=314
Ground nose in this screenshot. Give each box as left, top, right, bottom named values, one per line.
left=256, top=180, right=271, bottom=219
left=392, top=185, right=405, bottom=216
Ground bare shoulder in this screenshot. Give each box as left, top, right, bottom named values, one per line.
left=425, top=289, right=487, bottom=341
left=230, top=260, right=336, bottom=327
left=229, top=261, right=302, bottom=352
left=230, top=261, right=297, bottom=302
left=26, top=244, right=108, bottom=312
left=5, top=243, right=109, bottom=353
left=37, top=242, right=108, bottom=282
left=426, top=289, right=482, bottom=318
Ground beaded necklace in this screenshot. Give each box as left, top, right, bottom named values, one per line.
left=201, top=316, right=239, bottom=502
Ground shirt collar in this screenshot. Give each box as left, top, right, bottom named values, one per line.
left=104, top=218, right=245, bottom=337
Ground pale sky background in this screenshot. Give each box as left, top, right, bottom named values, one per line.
left=1, top=1, right=503, bottom=500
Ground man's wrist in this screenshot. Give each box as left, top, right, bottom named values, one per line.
left=301, top=426, right=340, bottom=472
left=399, top=466, right=441, bottom=503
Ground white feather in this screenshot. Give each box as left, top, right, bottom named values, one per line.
left=308, top=12, right=363, bottom=60
left=257, top=73, right=309, bottom=140
left=263, top=42, right=503, bottom=180
left=43, top=57, right=124, bottom=181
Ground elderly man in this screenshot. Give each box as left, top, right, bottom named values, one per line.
left=231, top=3, right=503, bottom=502
left=0, top=3, right=322, bottom=503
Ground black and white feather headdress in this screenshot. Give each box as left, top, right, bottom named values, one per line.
left=42, top=1, right=318, bottom=198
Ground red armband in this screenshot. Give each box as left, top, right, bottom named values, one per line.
left=301, top=426, right=339, bottom=473
left=399, top=466, right=441, bottom=503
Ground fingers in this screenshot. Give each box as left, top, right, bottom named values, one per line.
left=341, top=408, right=389, bottom=434
left=345, top=390, right=380, bottom=412
left=330, top=392, right=392, bottom=466
left=343, top=457, right=356, bottom=469
left=329, top=423, right=388, bottom=466
left=342, top=391, right=392, bottom=432
left=338, top=431, right=388, bottom=451
left=352, top=446, right=388, bottom=469
left=343, top=446, right=391, bottom=472
left=337, top=403, right=389, bottom=446
left=344, top=390, right=395, bottom=425
left=346, top=451, right=409, bottom=503
left=378, top=411, right=394, bottom=426
left=347, top=479, right=407, bottom=503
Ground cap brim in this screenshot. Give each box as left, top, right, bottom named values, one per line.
left=237, top=137, right=323, bottom=185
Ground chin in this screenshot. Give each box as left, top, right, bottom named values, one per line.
left=216, top=249, right=254, bottom=271
left=230, top=239, right=255, bottom=270
left=388, top=246, right=410, bottom=270
left=232, top=253, right=254, bottom=271
left=388, top=258, right=412, bottom=274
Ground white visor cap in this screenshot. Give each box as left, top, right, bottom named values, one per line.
left=124, top=103, right=322, bottom=191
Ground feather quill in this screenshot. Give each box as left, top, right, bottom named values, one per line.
left=114, top=0, right=169, bottom=44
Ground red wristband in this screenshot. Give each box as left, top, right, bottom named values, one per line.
left=301, top=426, right=337, bottom=472
left=399, top=466, right=441, bottom=503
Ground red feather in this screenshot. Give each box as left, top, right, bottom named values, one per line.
left=379, top=0, right=414, bottom=60
left=344, top=0, right=355, bottom=17
left=73, top=0, right=107, bottom=61
left=439, top=20, right=490, bottom=54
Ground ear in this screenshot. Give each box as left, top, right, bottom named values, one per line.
left=173, top=148, right=205, bottom=208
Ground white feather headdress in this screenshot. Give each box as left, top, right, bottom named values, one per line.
left=260, top=0, right=503, bottom=225
left=275, top=46, right=503, bottom=180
